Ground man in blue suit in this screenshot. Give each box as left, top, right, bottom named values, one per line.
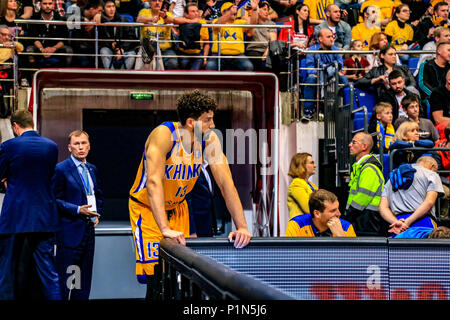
left=52, top=130, right=103, bottom=300
left=0, top=110, right=61, bottom=300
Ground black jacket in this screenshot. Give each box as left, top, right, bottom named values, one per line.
left=98, top=12, right=139, bottom=52
left=28, top=11, right=68, bottom=48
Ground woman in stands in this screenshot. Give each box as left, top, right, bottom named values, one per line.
left=355, top=45, right=417, bottom=98
left=278, top=3, right=314, bottom=51
left=0, top=0, right=24, bottom=37
left=389, top=121, right=436, bottom=169
left=384, top=4, right=415, bottom=64
left=287, top=152, right=318, bottom=219
left=366, top=32, right=402, bottom=68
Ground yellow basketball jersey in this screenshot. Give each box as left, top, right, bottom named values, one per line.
left=129, top=121, right=203, bottom=210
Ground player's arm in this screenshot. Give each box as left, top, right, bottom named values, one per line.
left=205, top=131, right=251, bottom=248
left=145, top=125, right=186, bottom=245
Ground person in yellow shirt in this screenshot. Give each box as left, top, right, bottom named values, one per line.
left=135, top=0, right=178, bottom=70
left=287, top=152, right=318, bottom=219
left=174, top=2, right=210, bottom=70
left=360, top=0, right=399, bottom=28
left=384, top=4, right=414, bottom=63
left=285, top=189, right=356, bottom=237
left=352, top=5, right=381, bottom=50
left=205, top=1, right=258, bottom=71
left=303, top=0, right=334, bottom=24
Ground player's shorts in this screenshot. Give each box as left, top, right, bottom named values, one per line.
left=129, top=197, right=190, bottom=284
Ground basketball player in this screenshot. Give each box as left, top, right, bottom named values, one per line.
left=128, top=90, right=251, bottom=297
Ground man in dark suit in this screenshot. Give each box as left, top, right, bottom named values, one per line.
left=52, top=130, right=103, bottom=300
left=0, top=110, right=61, bottom=300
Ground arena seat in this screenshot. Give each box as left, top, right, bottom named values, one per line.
left=408, top=57, right=420, bottom=74
left=120, top=13, right=134, bottom=22
left=343, top=86, right=376, bottom=132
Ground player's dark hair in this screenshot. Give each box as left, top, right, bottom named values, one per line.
left=176, top=90, right=217, bottom=125
left=309, top=189, right=338, bottom=214
left=10, top=110, right=34, bottom=129
left=85, top=0, right=104, bottom=10
left=428, top=226, right=450, bottom=238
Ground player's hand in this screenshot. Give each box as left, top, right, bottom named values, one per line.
left=228, top=228, right=251, bottom=249
left=162, top=228, right=186, bottom=245
left=327, top=217, right=346, bottom=237
left=79, top=204, right=101, bottom=218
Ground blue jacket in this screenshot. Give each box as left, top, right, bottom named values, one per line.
left=306, top=43, right=344, bottom=76
left=313, top=20, right=352, bottom=50
left=52, top=157, right=104, bottom=248
left=0, top=131, right=59, bottom=234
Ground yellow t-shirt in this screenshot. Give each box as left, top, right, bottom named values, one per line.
left=285, top=214, right=356, bottom=237
left=138, top=8, right=174, bottom=50
left=360, top=0, right=397, bottom=25
left=211, top=18, right=246, bottom=55
left=351, top=23, right=381, bottom=50
left=384, top=20, right=413, bottom=49
left=303, top=0, right=334, bottom=21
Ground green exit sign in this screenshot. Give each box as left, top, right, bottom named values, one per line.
left=130, top=92, right=154, bottom=100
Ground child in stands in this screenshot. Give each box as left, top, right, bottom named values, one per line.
left=344, top=39, right=370, bottom=82
left=369, top=102, right=395, bottom=154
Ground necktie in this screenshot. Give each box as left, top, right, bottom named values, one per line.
left=81, top=163, right=93, bottom=195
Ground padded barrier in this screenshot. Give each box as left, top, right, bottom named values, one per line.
left=158, top=237, right=450, bottom=300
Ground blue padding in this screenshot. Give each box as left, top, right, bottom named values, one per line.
left=408, top=57, right=419, bottom=73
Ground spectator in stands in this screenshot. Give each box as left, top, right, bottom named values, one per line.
left=199, top=0, right=224, bottom=21
left=302, top=0, right=337, bottom=26
left=395, top=225, right=450, bottom=238
left=95, top=0, right=139, bottom=69
left=277, top=2, right=314, bottom=51
left=69, top=0, right=104, bottom=68
left=434, top=122, right=450, bottom=219
left=313, top=4, right=351, bottom=50
left=285, top=189, right=356, bottom=237
left=343, top=39, right=370, bottom=82
left=205, top=1, right=258, bottom=71
left=286, top=152, right=318, bottom=219
left=417, top=41, right=450, bottom=109
left=245, top=1, right=277, bottom=71
left=135, top=0, right=178, bottom=70
left=351, top=5, right=381, bottom=50
left=0, top=25, right=22, bottom=115
left=303, top=28, right=348, bottom=119
left=430, top=68, right=450, bottom=127
left=26, top=0, right=73, bottom=68
left=0, top=0, right=25, bottom=37
left=345, top=132, right=386, bottom=236
left=394, top=95, right=439, bottom=142
left=389, top=121, right=435, bottom=169
left=355, top=46, right=417, bottom=102
left=359, top=0, right=398, bottom=29
left=33, top=0, right=66, bottom=17
left=379, top=156, right=444, bottom=235
left=268, top=0, right=297, bottom=19
left=366, top=31, right=395, bottom=67
left=384, top=3, right=414, bottom=64
left=413, top=2, right=446, bottom=51
left=369, top=102, right=395, bottom=154
left=414, top=27, right=450, bottom=77
left=174, top=2, right=210, bottom=70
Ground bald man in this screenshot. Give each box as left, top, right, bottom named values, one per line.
left=344, top=132, right=387, bottom=236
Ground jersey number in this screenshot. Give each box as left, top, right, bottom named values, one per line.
left=174, top=185, right=188, bottom=198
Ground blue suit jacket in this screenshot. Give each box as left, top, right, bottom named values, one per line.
left=52, top=157, right=104, bottom=248
left=0, top=131, right=59, bottom=234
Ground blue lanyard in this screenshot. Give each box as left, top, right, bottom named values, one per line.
left=307, top=181, right=316, bottom=192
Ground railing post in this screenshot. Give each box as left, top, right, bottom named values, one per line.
left=95, top=25, right=99, bottom=69
left=217, top=31, right=221, bottom=72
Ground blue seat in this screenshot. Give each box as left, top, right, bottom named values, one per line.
left=383, top=153, right=390, bottom=181
left=120, top=13, right=134, bottom=22
left=408, top=57, right=420, bottom=74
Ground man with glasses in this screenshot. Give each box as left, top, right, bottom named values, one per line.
left=135, top=0, right=178, bottom=70
left=344, top=132, right=386, bottom=236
